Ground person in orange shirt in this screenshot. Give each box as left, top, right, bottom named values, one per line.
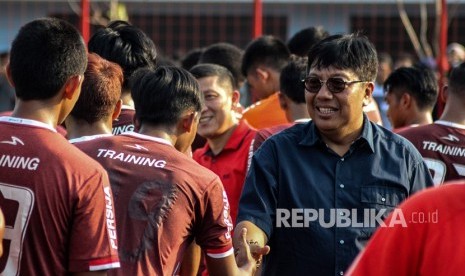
left=241, top=35, right=290, bottom=129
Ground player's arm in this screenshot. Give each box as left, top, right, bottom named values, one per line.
left=205, top=228, right=269, bottom=276
left=179, top=240, right=201, bottom=276
left=71, top=272, right=106, bottom=276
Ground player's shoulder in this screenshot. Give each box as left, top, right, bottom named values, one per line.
left=398, top=123, right=440, bottom=137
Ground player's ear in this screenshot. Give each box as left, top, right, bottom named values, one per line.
left=181, top=111, right=197, bottom=133
left=133, top=117, right=141, bottom=132
left=278, top=91, right=288, bottom=110
left=5, top=63, right=15, bottom=88
left=256, top=67, right=269, bottom=81
left=400, top=93, right=412, bottom=108
left=441, top=85, right=449, bottom=103
left=63, top=75, right=84, bottom=100
left=112, top=99, right=123, bottom=121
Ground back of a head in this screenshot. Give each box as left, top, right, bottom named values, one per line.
left=190, top=63, right=235, bottom=93
left=88, top=20, right=157, bottom=90
left=131, top=66, right=202, bottom=126
left=448, top=62, right=465, bottom=97
left=9, top=18, right=87, bottom=100
left=181, top=48, right=204, bottom=71
left=287, top=26, right=329, bottom=57
left=70, top=53, right=123, bottom=123
left=198, top=42, right=244, bottom=89
left=280, top=55, right=307, bottom=104
left=307, top=33, right=378, bottom=82
left=384, top=66, right=438, bottom=111
left=241, top=35, right=290, bottom=76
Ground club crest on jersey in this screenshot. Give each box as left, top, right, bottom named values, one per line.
left=125, top=144, right=149, bottom=151
left=440, top=134, right=460, bottom=142
left=0, top=136, right=25, bottom=146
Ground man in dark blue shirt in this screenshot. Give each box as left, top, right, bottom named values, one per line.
left=233, top=33, right=434, bottom=276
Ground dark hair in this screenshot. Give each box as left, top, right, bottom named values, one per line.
left=383, top=66, right=438, bottom=111
left=447, top=62, right=465, bottom=96
left=199, top=42, right=244, bottom=89
left=9, top=18, right=87, bottom=100
left=70, top=53, right=123, bottom=123
left=181, top=48, right=204, bottom=71
left=190, top=63, right=235, bottom=92
left=287, top=26, right=329, bottom=57
left=307, top=33, right=378, bottom=81
left=280, top=55, right=307, bottom=104
left=241, top=35, right=290, bottom=76
left=131, top=66, right=202, bottom=126
left=88, top=20, right=157, bottom=91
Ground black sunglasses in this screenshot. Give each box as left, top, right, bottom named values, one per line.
left=302, top=77, right=367, bottom=93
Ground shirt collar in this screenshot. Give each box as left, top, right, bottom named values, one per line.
left=299, top=114, right=375, bottom=152
left=121, top=131, right=174, bottom=147
left=200, top=119, right=253, bottom=155
left=0, top=116, right=57, bottom=133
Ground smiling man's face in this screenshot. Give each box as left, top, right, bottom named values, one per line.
left=197, top=75, right=237, bottom=139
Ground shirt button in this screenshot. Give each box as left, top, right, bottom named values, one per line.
left=341, top=158, right=345, bottom=161
left=339, top=211, right=344, bottom=216
left=340, top=271, right=344, bottom=275
left=339, top=240, right=344, bottom=244
left=381, top=197, right=386, bottom=202
left=339, top=184, right=345, bottom=188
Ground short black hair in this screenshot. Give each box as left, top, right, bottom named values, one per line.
left=131, top=66, right=202, bottom=127
left=181, top=48, right=204, bottom=71
left=287, top=26, right=329, bottom=57
left=280, top=55, right=307, bottom=104
left=307, top=33, right=378, bottom=81
left=190, top=63, right=235, bottom=93
left=9, top=18, right=87, bottom=100
left=241, top=35, right=290, bottom=76
left=446, top=62, right=465, bottom=97
left=199, top=42, right=244, bottom=89
left=88, top=20, right=157, bottom=90
left=383, top=66, right=438, bottom=111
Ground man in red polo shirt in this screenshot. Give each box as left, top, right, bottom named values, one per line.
left=190, top=64, right=256, bottom=226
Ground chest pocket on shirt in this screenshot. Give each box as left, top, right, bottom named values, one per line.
left=360, top=185, right=406, bottom=207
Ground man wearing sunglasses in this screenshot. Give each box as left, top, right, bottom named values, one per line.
left=234, top=33, right=433, bottom=275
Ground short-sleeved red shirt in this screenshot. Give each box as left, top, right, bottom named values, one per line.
left=398, top=120, right=465, bottom=185
left=0, top=117, right=120, bottom=275
left=193, top=120, right=256, bottom=225
left=112, top=106, right=135, bottom=135
left=75, top=132, right=233, bottom=275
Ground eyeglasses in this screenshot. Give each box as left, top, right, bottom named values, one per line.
left=302, top=77, right=367, bottom=93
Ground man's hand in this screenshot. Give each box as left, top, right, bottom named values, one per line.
left=235, top=228, right=270, bottom=272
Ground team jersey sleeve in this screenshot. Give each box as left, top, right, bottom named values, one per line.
left=195, top=178, right=234, bottom=259
left=68, top=169, right=120, bottom=272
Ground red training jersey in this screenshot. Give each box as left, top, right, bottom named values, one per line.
left=0, top=116, right=120, bottom=275
left=398, top=120, right=465, bottom=185
left=75, top=132, right=233, bottom=275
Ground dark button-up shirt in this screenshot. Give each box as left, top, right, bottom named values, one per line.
left=238, top=116, right=434, bottom=276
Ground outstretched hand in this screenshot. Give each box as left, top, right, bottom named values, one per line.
left=235, top=228, right=271, bottom=273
